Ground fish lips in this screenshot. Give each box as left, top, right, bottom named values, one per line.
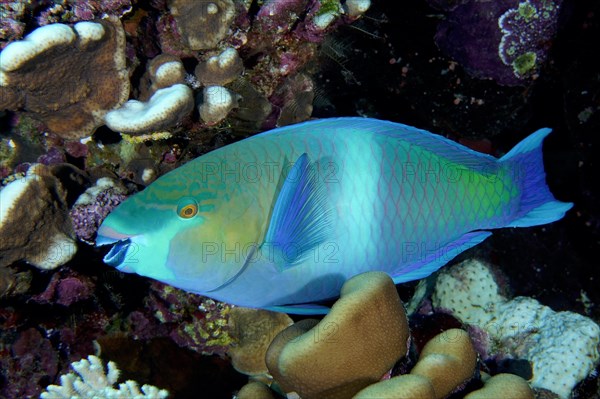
left=96, top=226, right=137, bottom=273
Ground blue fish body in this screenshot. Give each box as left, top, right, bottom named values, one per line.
left=97, top=118, right=572, bottom=313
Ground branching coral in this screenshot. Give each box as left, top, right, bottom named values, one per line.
left=40, top=355, right=169, bottom=399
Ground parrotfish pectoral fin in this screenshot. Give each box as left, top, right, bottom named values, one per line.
left=391, top=230, right=493, bottom=284
left=263, top=153, right=332, bottom=270
left=266, top=303, right=331, bottom=315
left=500, top=128, right=573, bottom=227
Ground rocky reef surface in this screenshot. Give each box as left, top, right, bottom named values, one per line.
left=1, top=1, right=599, bottom=398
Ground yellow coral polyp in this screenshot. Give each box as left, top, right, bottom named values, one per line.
left=121, top=131, right=173, bottom=144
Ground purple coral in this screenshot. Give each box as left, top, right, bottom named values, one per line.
left=433, top=0, right=562, bottom=85
left=70, top=178, right=128, bottom=243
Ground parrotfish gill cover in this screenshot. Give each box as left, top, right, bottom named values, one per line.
left=96, top=117, right=572, bottom=314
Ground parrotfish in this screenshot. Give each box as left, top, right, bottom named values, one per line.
left=97, top=118, right=572, bottom=313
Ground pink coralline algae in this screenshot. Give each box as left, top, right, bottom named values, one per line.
left=33, top=271, right=94, bottom=307
left=0, top=328, right=59, bottom=398
left=37, top=0, right=133, bottom=25
left=70, top=178, right=128, bottom=244
left=433, top=0, right=562, bottom=85
left=0, top=2, right=26, bottom=48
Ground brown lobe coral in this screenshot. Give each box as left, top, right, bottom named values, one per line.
left=0, top=17, right=129, bottom=139
left=168, top=0, right=236, bottom=51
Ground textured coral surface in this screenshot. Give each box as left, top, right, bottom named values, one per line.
left=1, top=1, right=599, bottom=398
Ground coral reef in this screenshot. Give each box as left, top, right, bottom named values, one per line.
left=146, top=54, right=187, bottom=94
left=352, top=329, right=478, bottom=399
left=37, top=0, right=134, bottom=26
left=432, top=0, right=562, bottom=85
left=464, top=373, right=534, bottom=399
left=131, top=282, right=235, bottom=357
left=195, top=47, right=244, bottom=86
left=33, top=270, right=94, bottom=307
left=70, top=177, right=128, bottom=244
left=265, top=272, right=410, bottom=399
left=2, top=327, right=60, bottom=398
left=409, top=329, right=477, bottom=398
left=0, top=17, right=130, bottom=139
left=432, top=259, right=600, bottom=398
left=0, top=266, right=31, bottom=298
left=498, top=0, right=562, bottom=79
left=104, top=84, right=194, bottom=134
left=235, top=381, right=275, bottom=399
left=227, top=307, right=293, bottom=376
left=198, top=85, right=239, bottom=125
left=168, top=0, right=236, bottom=51
left=0, top=2, right=596, bottom=399
left=0, top=164, right=76, bottom=269
left=40, top=355, right=169, bottom=399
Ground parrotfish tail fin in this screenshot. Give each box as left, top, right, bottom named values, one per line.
left=500, top=128, right=573, bottom=227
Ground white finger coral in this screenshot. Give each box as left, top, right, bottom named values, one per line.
left=40, top=355, right=169, bottom=399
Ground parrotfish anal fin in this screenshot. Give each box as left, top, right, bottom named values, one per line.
left=391, top=231, right=492, bottom=284
left=263, top=153, right=332, bottom=270
left=266, top=304, right=331, bottom=315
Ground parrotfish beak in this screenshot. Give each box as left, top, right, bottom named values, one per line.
left=96, top=225, right=137, bottom=273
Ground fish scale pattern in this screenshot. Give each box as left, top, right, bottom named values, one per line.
left=227, top=121, right=518, bottom=280
left=97, top=118, right=570, bottom=310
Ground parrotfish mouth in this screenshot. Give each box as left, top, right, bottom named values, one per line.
left=96, top=225, right=137, bottom=272
left=102, top=238, right=132, bottom=269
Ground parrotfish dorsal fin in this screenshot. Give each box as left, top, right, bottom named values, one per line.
left=263, top=153, right=332, bottom=269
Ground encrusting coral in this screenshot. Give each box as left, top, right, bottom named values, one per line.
left=0, top=17, right=129, bottom=139
left=432, top=259, right=600, bottom=398
left=40, top=355, right=169, bottom=399
left=265, top=271, right=410, bottom=399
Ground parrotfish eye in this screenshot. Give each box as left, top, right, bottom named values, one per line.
left=177, top=197, right=199, bottom=219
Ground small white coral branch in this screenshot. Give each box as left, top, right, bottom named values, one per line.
left=40, top=355, right=169, bottom=399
